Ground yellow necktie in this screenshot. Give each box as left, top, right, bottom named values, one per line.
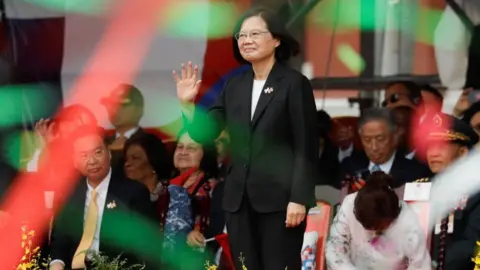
left=72, top=190, right=99, bottom=269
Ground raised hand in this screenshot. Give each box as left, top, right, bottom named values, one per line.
left=173, top=62, right=201, bottom=103
left=35, top=118, right=57, bottom=146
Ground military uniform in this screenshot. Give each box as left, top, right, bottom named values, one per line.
left=413, top=114, right=480, bottom=270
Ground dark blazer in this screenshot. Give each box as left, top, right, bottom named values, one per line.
left=338, top=151, right=431, bottom=189
left=187, top=62, right=318, bottom=213
left=444, top=192, right=480, bottom=270
left=205, top=181, right=226, bottom=244
left=316, top=139, right=341, bottom=187
left=49, top=169, right=157, bottom=269
left=106, top=128, right=147, bottom=173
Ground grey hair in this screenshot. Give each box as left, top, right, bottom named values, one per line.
left=358, top=108, right=397, bottom=134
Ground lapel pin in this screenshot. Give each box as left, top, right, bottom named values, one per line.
left=107, top=200, right=116, bottom=209
left=264, top=87, right=273, bottom=94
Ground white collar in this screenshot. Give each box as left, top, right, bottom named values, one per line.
left=405, top=150, right=416, bottom=160
left=87, top=168, right=112, bottom=197
left=116, top=127, right=139, bottom=139
left=369, top=151, right=396, bottom=173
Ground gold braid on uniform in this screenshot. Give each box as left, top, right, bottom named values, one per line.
left=438, top=216, right=449, bottom=270
left=429, top=131, right=470, bottom=142
left=413, top=178, right=430, bottom=183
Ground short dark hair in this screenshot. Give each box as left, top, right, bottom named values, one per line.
left=232, top=7, right=300, bottom=64
left=354, top=171, right=401, bottom=230
left=386, top=81, right=421, bottom=96
left=358, top=108, right=397, bottom=133
left=123, top=133, right=173, bottom=179
left=174, top=129, right=218, bottom=180
left=317, top=110, right=332, bottom=137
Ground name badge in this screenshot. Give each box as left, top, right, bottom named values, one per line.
left=403, top=182, right=432, bottom=201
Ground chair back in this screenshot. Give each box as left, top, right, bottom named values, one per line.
left=315, top=185, right=341, bottom=220
left=303, top=201, right=332, bottom=270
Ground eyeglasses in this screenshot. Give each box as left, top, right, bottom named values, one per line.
left=234, top=30, right=270, bottom=41
left=381, top=93, right=403, bottom=107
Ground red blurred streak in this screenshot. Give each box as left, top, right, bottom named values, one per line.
left=0, top=0, right=168, bottom=266
left=411, top=111, right=452, bottom=161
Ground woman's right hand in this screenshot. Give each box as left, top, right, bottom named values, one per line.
left=173, top=62, right=201, bottom=103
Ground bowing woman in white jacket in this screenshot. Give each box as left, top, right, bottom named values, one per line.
left=326, top=171, right=432, bottom=270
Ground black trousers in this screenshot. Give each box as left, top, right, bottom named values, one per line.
left=226, top=195, right=306, bottom=270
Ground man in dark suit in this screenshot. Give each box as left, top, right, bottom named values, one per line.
left=174, top=8, right=318, bottom=269
left=49, top=126, right=155, bottom=270
left=410, top=113, right=480, bottom=270
left=315, top=110, right=342, bottom=187
left=100, top=83, right=170, bottom=178
left=339, top=108, right=431, bottom=191
left=101, top=84, right=146, bottom=146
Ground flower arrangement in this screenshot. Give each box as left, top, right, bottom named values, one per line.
left=473, top=241, right=480, bottom=270
left=204, top=254, right=288, bottom=270
left=85, top=250, right=145, bottom=270
left=16, top=225, right=51, bottom=270
left=204, top=255, right=247, bottom=270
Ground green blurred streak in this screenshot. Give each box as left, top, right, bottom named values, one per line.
left=314, top=0, right=443, bottom=45
left=3, top=131, right=23, bottom=170
left=61, top=202, right=210, bottom=269
left=162, top=2, right=238, bottom=38
left=414, top=7, right=443, bottom=45
left=0, top=84, right=53, bottom=127
left=24, top=0, right=110, bottom=15
left=337, top=44, right=365, bottom=74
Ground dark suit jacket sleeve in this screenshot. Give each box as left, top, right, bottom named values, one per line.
left=288, top=75, right=318, bottom=206
left=187, top=80, right=231, bottom=144
left=129, top=182, right=156, bottom=222
left=49, top=212, right=72, bottom=265
left=445, top=197, right=480, bottom=270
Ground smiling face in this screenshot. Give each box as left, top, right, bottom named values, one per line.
left=236, top=15, right=279, bottom=63
left=174, top=133, right=204, bottom=173
left=72, top=134, right=111, bottom=182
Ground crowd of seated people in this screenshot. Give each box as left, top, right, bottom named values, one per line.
left=0, top=76, right=480, bottom=270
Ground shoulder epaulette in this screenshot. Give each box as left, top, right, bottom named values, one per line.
left=413, top=178, right=430, bottom=183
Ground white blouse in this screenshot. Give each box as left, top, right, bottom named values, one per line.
left=326, top=193, right=431, bottom=270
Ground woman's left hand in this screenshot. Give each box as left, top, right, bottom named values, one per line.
left=286, top=202, right=306, bottom=228
left=186, top=230, right=205, bottom=247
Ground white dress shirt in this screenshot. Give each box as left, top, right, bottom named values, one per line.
left=26, top=148, right=42, bottom=172
left=326, top=193, right=431, bottom=270
left=434, top=2, right=480, bottom=113
left=50, top=169, right=112, bottom=267
left=116, top=127, right=139, bottom=139
left=251, top=80, right=266, bottom=119
left=368, top=152, right=396, bottom=174
left=338, top=143, right=354, bottom=162
left=405, top=150, right=416, bottom=160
